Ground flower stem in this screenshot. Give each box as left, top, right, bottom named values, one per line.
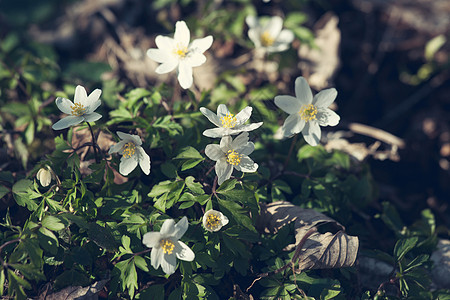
left=283, top=134, right=298, bottom=171
left=86, top=122, right=99, bottom=163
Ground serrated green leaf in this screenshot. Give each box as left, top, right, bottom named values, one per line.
left=394, top=237, right=419, bottom=262
left=87, top=223, right=118, bottom=252
left=174, top=146, right=203, bottom=160
left=37, top=227, right=59, bottom=255
left=134, top=256, right=149, bottom=272
left=41, top=215, right=65, bottom=231
left=185, top=176, right=204, bottom=194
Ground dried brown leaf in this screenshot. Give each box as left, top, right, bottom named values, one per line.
left=42, top=279, right=109, bottom=300
left=258, top=201, right=359, bottom=270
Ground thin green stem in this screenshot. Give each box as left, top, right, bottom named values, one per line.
left=86, top=122, right=99, bottom=163
left=283, top=134, right=298, bottom=171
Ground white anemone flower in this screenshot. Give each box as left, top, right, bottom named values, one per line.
left=142, top=217, right=195, bottom=275
left=200, top=104, right=263, bottom=138
left=205, top=132, right=258, bottom=185
left=202, top=209, right=229, bottom=232
left=274, top=76, right=340, bottom=146
left=108, top=132, right=151, bottom=176
left=147, top=20, right=213, bottom=89
left=36, top=166, right=53, bottom=187
left=245, top=15, right=294, bottom=53
left=52, top=85, right=102, bottom=130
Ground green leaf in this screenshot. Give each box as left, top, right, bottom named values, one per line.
left=185, top=176, right=204, bottom=194
left=161, top=162, right=177, bottom=179
left=12, top=179, right=38, bottom=211
left=216, top=179, right=237, bottom=193
left=181, top=159, right=203, bottom=171
left=0, top=186, right=9, bottom=199
left=137, top=284, right=165, bottom=299
left=37, top=227, right=59, bottom=255
left=41, top=215, right=65, bottom=231
left=126, top=88, right=151, bottom=102
left=404, top=254, right=429, bottom=273
left=174, top=146, right=203, bottom=160
left=394, top=237, right=419, bottom=262
left=134, top=256, right=149, bottom=272
left=87, top=223, right=118, bottom=252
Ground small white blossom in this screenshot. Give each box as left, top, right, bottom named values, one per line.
left=200, top=104, right=263, bottom=138
left=205, top=132, right=258, bottom=185
left=147, top=20, right=213, bottom=89
left=274, top=76, right=340, bottom=146
left=108, top=132, right=151, bottom=176
left=202, top=209, right=229, bottom=232
left=142, top=217, right=195, bottom=275
left=245, top=15, right=294, bottom=53
left=36, top=166, right=53, bottom=187
left=52, top=85, right=102, bottom=130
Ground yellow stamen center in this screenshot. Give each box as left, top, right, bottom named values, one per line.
left=71, top=103, right=86, bottom=116
left=174, top=44, right=188, bottom=58
left=220, top=113, right=237, bottom=128
left=205, top=214, right=221, bottom=231
left=226, top=149, right=242, bottom=166
left=299, top=104, right=318, bottom=122
left=260, top=31, right=275, bottom=47
left=122, top=142, right=136, bottom=158
left=160, top=239, right=175, bottom=255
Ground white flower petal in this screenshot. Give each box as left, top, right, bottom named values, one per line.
left=161, top=253, right=177, bottom=275
left=116, top=131, right=142, bottom=146
left=317, top=108, right=340, bottom=127
left=221, top=213, right=229, bottom=226
left=85, top=100, right=101, bottom=114
left=83, top=112, right=102, bottom=123
left=151, top=247, right=163, bottom=270
left=177, top=61, right=193, bottom=89
left=85, top=88, right=102, bottom=108
left=245, top=15, right=258, bottom=28
left=185, top=53, right=206, bottom=68
left=236, top=142, right=254, bottom=156
left=266, top=16, right=283, bottom=38
left=276, top=29, right=294, bottom=44
left=205, top=144, right=223, bottom=161
left=216, top=104, right=230, bottom=118
left=52, top=115, right=83, bottom=130
left=237, top=156, right=258, bottom=173
left=160, top=219, right=176, bottom=237
left=174, top=21, right=190, bottom=48
left=155, top=60, right=178, bottom=74
left=235, top=106, right=252, bottom=125
left=173, top=216, right=189, bottom=240
left=219, top=135, right=232, bottom=151
left=302, top=121, right=321, bottom=146
left=137, top=146, right=151, bottom=175
left=313, top=88, right=337, bottom=108
left=155, top=35, right=175, bottom=51
left=203, top=128, right=230, bottom=138
left=119, top=156, right=138, bottom=176
left=55, top=97, right=74, bottom=115
left=231, top=132, right=249, bottom=149
left=108, top=140, right=126, bottom=154
left=295, top=77, right=313, bottom=105
left=74, top=85, right=88, bottom=105
left=175, top=241, right=195, bottom=261
left=190, top=36, right=213, bottom=53
left=248, top=29, right=262, bottom=48
left=199, top=107, right=221, bottom=127
left=281, top=113, right=305, bottom=137
left=216, top=158, right=233, bottom=185
left=267, top=43, right=289, bottom=53
left=147, top=48, right=172, bottom=63
left=274, top=95, right=301, bottom=114
left=234, top=122, right=263, bottom=134
left=142, top=232, right=161, bottom=248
